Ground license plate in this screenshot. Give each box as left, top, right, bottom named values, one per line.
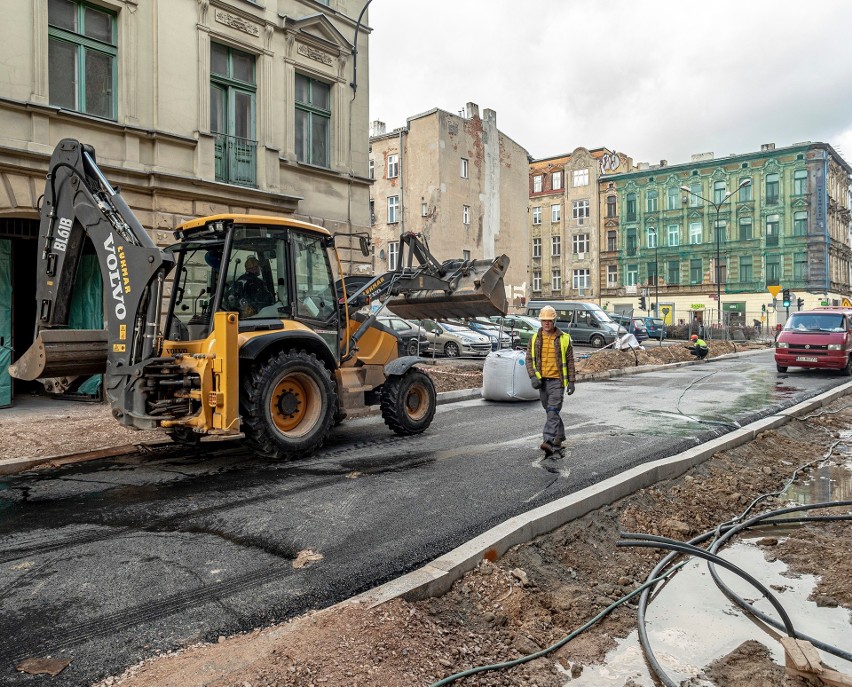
left=796, top=356, right=818, bottom=363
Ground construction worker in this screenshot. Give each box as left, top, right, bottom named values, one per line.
left=687, top=334, right=709, bottom=360
left=525, top=305, right=576, bottom=456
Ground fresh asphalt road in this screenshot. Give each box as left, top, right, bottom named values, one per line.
left=0, top=349, right=845, bottom=686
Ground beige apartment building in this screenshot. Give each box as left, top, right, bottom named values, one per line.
left=0, top=0, right=372, bottom=406
left=528, top=148, right=632, bottom=302
left=369, top=103, right=530, bottom=311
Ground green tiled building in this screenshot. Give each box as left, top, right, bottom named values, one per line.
left=599, top=142, right=852, bottom=330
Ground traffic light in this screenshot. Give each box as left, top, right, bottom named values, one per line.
left=797, top=297, right=804, bottom=311
left=782, top=289, right=791, bottom=308
left=639, top=295, right=646, bottom=310
left=761, top=304, right=766, bottom=313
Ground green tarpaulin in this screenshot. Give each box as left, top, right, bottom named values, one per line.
left=68, top=254, right=103, bottom=397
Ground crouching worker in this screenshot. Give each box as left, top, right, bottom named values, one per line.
left=687, top=334, right=709, bottom=360
left=525, top=306, right=576, bottom=456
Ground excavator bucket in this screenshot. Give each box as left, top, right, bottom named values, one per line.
left=9, top=329, right=108, bottom=382
left=386, top=254, right=510, bottom=320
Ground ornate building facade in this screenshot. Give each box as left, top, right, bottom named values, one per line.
left=0, top=0, right=372, bottom=406
left=528, top=148, right=632, bottom=303
left=599, top=143, right=852, bottom=329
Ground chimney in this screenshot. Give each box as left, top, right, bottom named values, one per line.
left=659, top=160, right=668, bottom=167
left=370, top=120, right=386, bottom=136
left=690, top=152, right=714, bottom=162
left=465, top=102, right=479, bottom=119
left=760, top=143, right=776, bottom=151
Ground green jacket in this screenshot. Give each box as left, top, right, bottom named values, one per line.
left=525, top=328, right=575, bottom=387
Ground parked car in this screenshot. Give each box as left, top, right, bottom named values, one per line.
left=643, top=317, right=667, bottom=340
left=610, top=314, right=649, bottom=342
left=525, top=301, right=621, bottom=348
left=775, top=308, right=852, bottom=374
left=489, top=314, right=539, bottom=347
left=414, top=319, right=492, bottom=357
left=376, top=316, right=431, bottom=356
left=462, top=319, right=515, bottom=350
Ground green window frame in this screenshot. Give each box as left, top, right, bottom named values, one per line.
left=738, top=178, right=752, bottom=201
left=645, top=189, right=658, bottom=213
left=766, top=214, right=780, bottom=246
left=211, top=43, right=257, bottom=186
left=667, top=259, right=680, bottom=285
left=48, top=0, right=117, bottom=119
left=766, top=173, right=780, bottom=204
left=739, top=216, right=753, bottom=241
left=296, top=73, right=331, bottom=167
left=793, top=211, right=807, bottom=236
left=739, top=256, right=753, bottom=282
left=690, top=259, right=702, bottom=284
left=626, top=193, right=636, bottom=221
left=668, top=223, right=679, bottom=247
left=793, top=169, right=807, bottom=195
left=666, top=186, right=679, bottom=210
left=793, top=253, right=807, bottom=280
left=765, top=254, right=780, bottom=285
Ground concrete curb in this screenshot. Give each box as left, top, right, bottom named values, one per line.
left=350, top=377, right=852, bottom=608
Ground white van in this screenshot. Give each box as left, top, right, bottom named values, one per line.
left=525, top=301, right=622, bottom=348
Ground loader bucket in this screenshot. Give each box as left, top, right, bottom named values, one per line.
left=9, top=329, right=108, bottom=381
left=386, top=254, right=510, bottom=320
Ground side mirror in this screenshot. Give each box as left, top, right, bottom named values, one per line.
left=359, top=236, right=371, bottom=257
left=436, top=327, right=443, bottom=335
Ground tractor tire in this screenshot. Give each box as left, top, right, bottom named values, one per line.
left=380, top=369, right=436, bottom=436
left=444, top=341, right=460, bottom=357
left=241, top=349, right=336, bottom=459
left=590, top=334, right=605, bottom=348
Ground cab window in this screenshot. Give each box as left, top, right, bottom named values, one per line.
left=292, top=231, right=336, bottom=323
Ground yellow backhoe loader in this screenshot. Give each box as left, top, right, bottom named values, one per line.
left=10, top=139, right=509, bottom=459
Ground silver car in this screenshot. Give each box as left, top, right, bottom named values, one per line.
left=416, top=319, right=492, bottom=357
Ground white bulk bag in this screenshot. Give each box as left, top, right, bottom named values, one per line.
left=481, top=349, right=539, bottom=402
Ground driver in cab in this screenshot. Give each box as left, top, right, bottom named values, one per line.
left=233, top=256, right=274, bottom=316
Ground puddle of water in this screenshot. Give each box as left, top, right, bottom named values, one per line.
left=567, top=541, right=852, bottom=686
left=781, top=458, right=852, bottom=504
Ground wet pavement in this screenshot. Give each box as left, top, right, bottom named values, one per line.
left=0, top=349, right=850, bottom=686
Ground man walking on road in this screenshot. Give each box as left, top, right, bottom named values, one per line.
left=525, top=305, right=576, bottom=456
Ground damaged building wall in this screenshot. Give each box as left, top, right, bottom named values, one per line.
left=369, top=103, right=530, bottom=311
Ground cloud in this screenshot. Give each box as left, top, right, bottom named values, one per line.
left=368, top=0, right=852, bottom=165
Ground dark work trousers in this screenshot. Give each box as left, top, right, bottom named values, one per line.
left=689, top=347, right=708, bottom=360
left=538, top=378, right=565, bottom=443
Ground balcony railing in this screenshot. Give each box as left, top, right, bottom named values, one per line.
left=214, top=133, right=257, bottom=187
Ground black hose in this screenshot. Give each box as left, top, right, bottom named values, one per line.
left=705, top=501, right=852, bottom=662
left=427, top=563, right=685, bottom=687
left=618, top=534, right=797, bottom=637
left=633, top=500, right=852, bottom=685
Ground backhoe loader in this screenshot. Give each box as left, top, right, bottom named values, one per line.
left=10, top=139, right=509, bottom=459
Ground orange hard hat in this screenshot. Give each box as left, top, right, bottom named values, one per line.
left=690, top=334, right=698, bottom=341
left=539, top=305, right=557, bottom=321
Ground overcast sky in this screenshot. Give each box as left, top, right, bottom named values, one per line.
left=367, top=0, right=852, bottom=166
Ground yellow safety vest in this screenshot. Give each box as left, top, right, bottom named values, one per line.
left=530, top=331, right=572, bottom=384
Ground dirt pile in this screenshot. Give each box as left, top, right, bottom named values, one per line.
left=97, top=397, right=852, bottom=687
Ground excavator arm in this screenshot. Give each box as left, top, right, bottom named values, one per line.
left=10, top=139, right=173, bottom=421
left=344, top=232, right=510, bottom=353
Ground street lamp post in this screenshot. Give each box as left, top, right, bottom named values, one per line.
left=649, top=226, right=660, bottom=345
left=680, top=179, right=751, bottom=331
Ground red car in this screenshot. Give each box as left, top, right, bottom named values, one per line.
left=774, top=308, right=852, bottom=374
